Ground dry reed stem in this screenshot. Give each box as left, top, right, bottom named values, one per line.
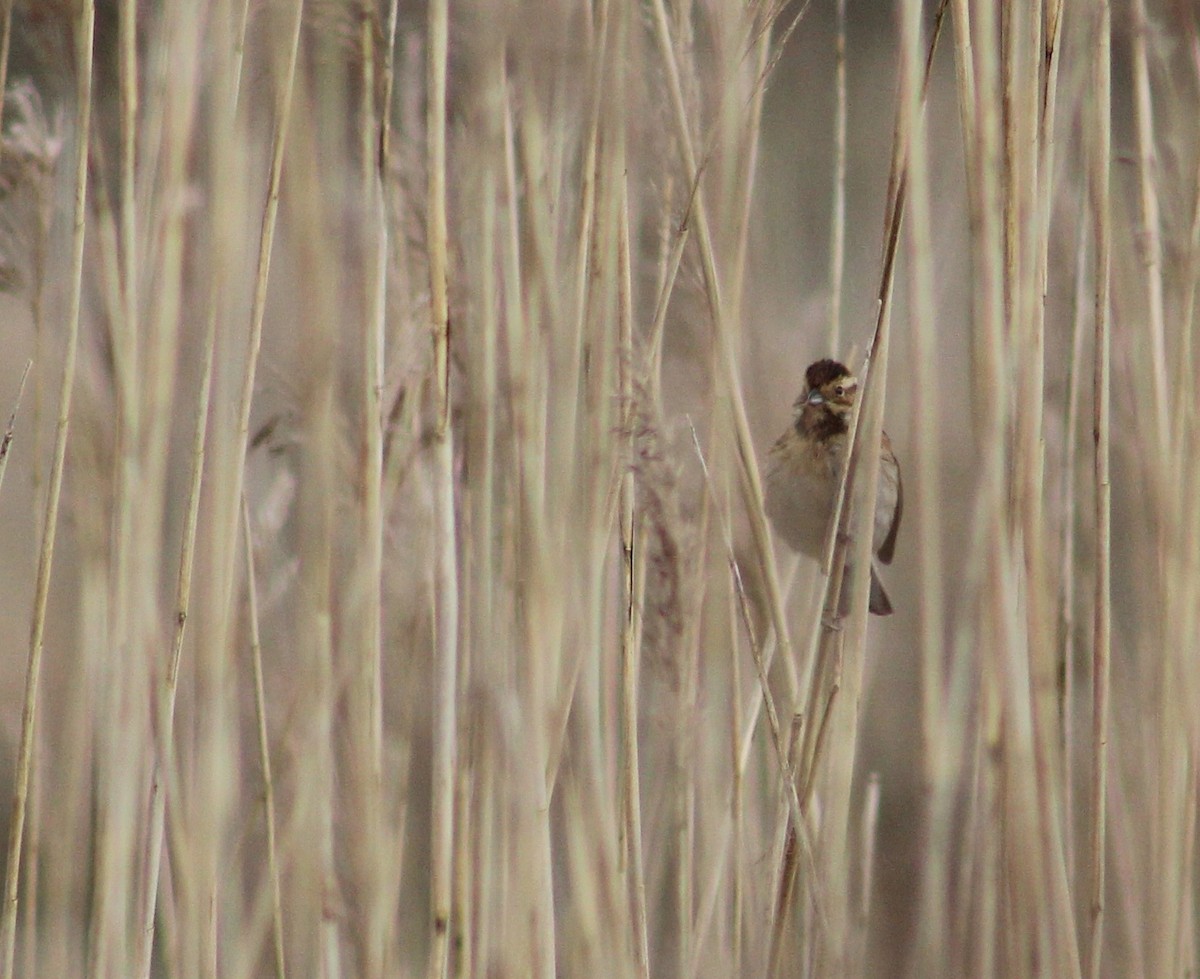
left=689, top=423, right=827, bottom=951
left=791, top=26, right=943, bottom=958
left=648, top=0, right=795, bottom=681
left=828, top=0, right=847, bottom=353
left=241, top=497, right=286, bottom=979
left=0, top=360, right=30, bottom=498
left=1129, top=0, right=1171, bottom=458
left=1086, top=0, right=1113, bottom=974
left=138, top=5, right=247, bottom=969
left=963, top=2, right=1010, bottom=969
left=823, top=311, right=890, bottom=972
left=948, top=2, right=1007, bottom=973
left=231, top=0, right=252, bottom=106
left=186, top=0, right=305, bottom=969
left=0, top=2, right=1193, bottom=974
left=1181, top=11, right=1200, bottom=439
left=725, top=23, right=772, bottom=344
left=140, top=312, right=214, bottom=979
left=727, top=577, right=746, bottom=979
left=230, top=0, right=306, bottom=601
left=899, top=0, right=949, bottom=964
left=357, top=16, right=388, bottom=974
left=1008, top=6, right=1080, bottom=973
left=809, top=0, right=943, bottom=603
left=688, top=555, right=800, bottom=972
left=1058, top=199, right=1091, bottom=895
left=0, top=4, right=94, bottom=976
left=854, top=771, right=882, bottom=975
left=378, top=0, right=400, bottom=173
left=118, top=0, right=137, bottom=414
left=425, top=0, right=458, bottom=975
left=676, top=458, right=706, bottom=979
left=765, top=714, right=804, bottom=979
left=97, top=0, right=143, bottom=972
left=1131, top=5, right=1194, bottom=974
left=617, top=177, right=650, bottom=979
left=0, top=1, right=11, bottom=161
left=542, top=0, right=619, bottom=808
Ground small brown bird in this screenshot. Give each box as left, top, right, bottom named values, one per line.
left=764, top=358, right=902, bottom=615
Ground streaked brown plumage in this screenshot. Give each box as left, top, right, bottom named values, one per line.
left=764, top=358, right=902, bottom=615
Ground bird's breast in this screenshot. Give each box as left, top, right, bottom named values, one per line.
left=764, top=436, right=840, bottom=559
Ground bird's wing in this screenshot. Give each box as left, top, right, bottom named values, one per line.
left=877, top=438, right=902, bottom=565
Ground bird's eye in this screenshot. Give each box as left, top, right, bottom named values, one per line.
left=834, top=385, right=844, bottom=397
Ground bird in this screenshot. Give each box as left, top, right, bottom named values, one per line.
left=764, top=358, right=902, bottom=616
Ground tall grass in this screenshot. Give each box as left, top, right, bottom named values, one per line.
left=0, top=1, right=1195, bottom=976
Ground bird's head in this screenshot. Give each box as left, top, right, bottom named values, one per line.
left=794, top=358, right=858, bottom=437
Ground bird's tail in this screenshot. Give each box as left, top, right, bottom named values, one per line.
left=837, top=563, right=894, bottom=616
left=869, top=564, right=893, bottom=616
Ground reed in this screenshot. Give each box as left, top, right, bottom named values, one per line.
left=0, top=1, right=1194, bottom=976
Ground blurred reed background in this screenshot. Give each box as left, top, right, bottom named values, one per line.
left=0, top=0, right=1195, bottom=976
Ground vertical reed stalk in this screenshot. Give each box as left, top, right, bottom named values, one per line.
left=0, top=4, right=94, bottom=976
left=828, top=0, right=847, bottom=353
left=241, top=498, right=286, bottom=979
left=1086, top=1, right=1112, bottom=974
left=426, top=0, right=458, bottom=975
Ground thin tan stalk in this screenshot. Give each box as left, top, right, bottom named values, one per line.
left=137, top=5, right=245, bottom=970
left=816, top=318, right=890, bottom=974
left=897, top=0, right=940, bottom=677
left=360, top=0, right=384, bottom=811
left=689, top=424, right=828, bottom=974
left=954, top=4, right=1014, bottom=974
left=1128, top=0, right=1171, bottom=456
left=793, top=16, right=946, bottom=895
left=645, top=221, right=689, bottom=380
left=728, top=578, right=745, bottom=979
left=378, top=0, right=401, bottom=173
left=0, top=4, right=95, bottom=976
left=1132, top=5, right=1192, bottom=974
left=766, top=714, right=804, bottom=979
left=808, top=0, right=945, bottom=624
left=1059, top=197, right=1091, bottom=895
left=137, top=316, right=213, bottom=979
left=676, top=479, right=707, bottom=978
left=560, top=0, right=610, bottom=495
left=1036, top=0, right=1065, bottom=332
left=19, top=742, right=38, bottom=979
left=359, top=18, right=387, bottom=972
left=496, top=76, right=556, bottom=972
left=828, top=0, right=847, bottom=352
left=542, top=0, right=618, bottom=807
left=1010, top=4, right=1080, bottom=973
left=119, top=0, right=138, bottom=417
left=689, top=561, right=804, bottom=974
left=0, top=361, right=30, bottom=498
left=88, top=0, right=143, bottom=971
left=725, top=22, right=772, bottom=339
left=855, top=772, right=882, bottom=977
left=1086, top=0, right=1113, bottom=974
left=0, top=1, right=12, bottom=159
left=647, top=0, right=794, bottom=676
left=228, top=0, right=306, bottom=587
left=617, top=179, right=649, bottom=979
left=230, top=0, right=252, bottom=108
left=900, top=0, right=949, bottom=961
left=241, top=497, right=286, bottom=979
left=426, top=0, right=459, bottom=976
left=0, top=359, right=28, bottom=969
left=180, top=0, right=304, bottom=965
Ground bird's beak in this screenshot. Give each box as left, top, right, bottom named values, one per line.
left=806, top=390, right=825, bottom=406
